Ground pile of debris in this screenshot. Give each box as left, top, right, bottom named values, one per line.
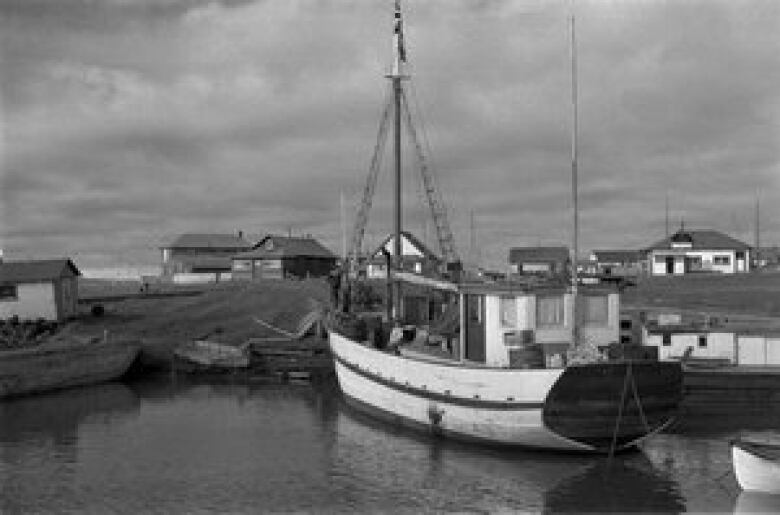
left=0, top=317, right=59, bottom=350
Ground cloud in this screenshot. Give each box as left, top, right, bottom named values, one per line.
left=1, top=0, right=778, bottom=268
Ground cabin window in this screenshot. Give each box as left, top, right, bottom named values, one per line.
left=713, top=255, right=731, bottom=265
left=537, top=296, right=564, bottom=327
left=662, top=333, right=671, bottom=346
left=0, top=284, right=18, bottom=301
left=500, top=296, right=517, bottom=328
left=581, top=295, right=608, bottom=326
left=698, top=335, right=707, bottom=348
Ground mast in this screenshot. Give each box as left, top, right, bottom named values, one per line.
left=570, top=10, right=579, bottom=342
left=391, top=0, right=406, bottom=322
left=755, top=193, right=760, bottom=269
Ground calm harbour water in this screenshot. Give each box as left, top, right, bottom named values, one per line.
left=1, top=374, right=779, bottom=514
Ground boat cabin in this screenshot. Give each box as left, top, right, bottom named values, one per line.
left=393, top=273, right=620, bottom=369
left=457, top=282, right=620, bottom=368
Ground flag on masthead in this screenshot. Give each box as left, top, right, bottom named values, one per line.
left=392, top=0, right=406, bottom=75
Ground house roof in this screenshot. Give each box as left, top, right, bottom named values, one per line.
left=646, top=230, right=750, bottom=252
left=163, top=233, right=252, bottom=250
left=592, top=250, right=643, bottom=263
left=0, top=259, right=81, bottom=283
left=370, top=231, right=439, bottom=261
left=509, top=246, right=569, bottom=263
left=233, top=235, right=336, bottom=260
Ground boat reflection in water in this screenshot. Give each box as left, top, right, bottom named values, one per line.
left=734, top=492, right=780, bottom=514
left=333, top=402, right=685, bottom=512
left=543, top=454, right=686, bottom=513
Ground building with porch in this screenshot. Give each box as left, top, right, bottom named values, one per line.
left=160, top=233, right=252, bottom=282
left=645, top=229, right=751, bottom=276
left=508, top=246, right=569, bottom=276
left=231, top=235, right=337, bottom=280
left=365, top=231, right=441, bottom=279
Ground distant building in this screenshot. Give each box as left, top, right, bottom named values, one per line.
left=508, top=246, right=569, bottom=276
left=643, top=322, right=780, bottom=366
left=365, top=231, right=441, bottom=279
left=160, top=233, right=252, bottom=282
left=755, top=246, right=780, bottom=270
left=0, top=258, right=81, bottom=321
left=645, top=228, right=751, bottom=276
left=589, top=250, right=645, bottom=277
left=231, top=235, right=337, bottom=280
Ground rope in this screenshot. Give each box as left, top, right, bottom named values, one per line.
left=629, top=363, right=651, bottom=434
left=608, top=361, right=632, bottom=460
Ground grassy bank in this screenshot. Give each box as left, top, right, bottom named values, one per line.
left=622, top=272, right=780, bottom=317
left=74, top=279, right=331, bottom=367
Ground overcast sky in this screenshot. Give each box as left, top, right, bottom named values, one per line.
left=1, top=0, right=778, bottom=269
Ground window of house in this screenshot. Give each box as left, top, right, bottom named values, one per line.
left=581, top=295, right=608, bottom=326
left=662, top=333, right=671, bottom=346
left=654, top=255, right=666, bottom=264
left=698, top=335, right=707, bottom=348
left=0, top=284, right=18, bottom=301
left=500, top=296, right=517, bottom=328
left=713, top=255, right=731, bottom=265
left=537, top=295, right=564, bottom=327
left=620, top=335, right=632, bottom=344
left=620, top=319, right=632, bottom=330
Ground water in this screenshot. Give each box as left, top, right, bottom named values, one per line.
left=1, top=374, right=778, bottom=513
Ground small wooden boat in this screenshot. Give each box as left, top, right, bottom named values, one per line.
left=0, top=337, right=139, bottom=399
left=173, top=340, right=250, bottom=371
left=731, top=434, right=780, bottom=493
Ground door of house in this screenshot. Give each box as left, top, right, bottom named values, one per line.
left=665, top=257, right=674, bottom=275
left=464, top=294, right=486, bottom=362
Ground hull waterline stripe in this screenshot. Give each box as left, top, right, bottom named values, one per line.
left=332, top=351, right=544, bottom=411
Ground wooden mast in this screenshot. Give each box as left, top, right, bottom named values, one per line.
left=390, top=0, right=406, bottom=323
left=570, top=10, right=579, bottom=344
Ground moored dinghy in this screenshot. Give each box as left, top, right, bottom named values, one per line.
left=328, top=1, right=683, bottom=453
left=731, top=433, right=780, bottom=493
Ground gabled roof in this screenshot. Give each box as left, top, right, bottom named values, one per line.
left=646, top=230, right=750, bottom=251
left=0, top=259, right=81, bottom=283
left=163, top=233, right=252, bottom=250
left=592, top=250, right=643, bottom=263
left=233, top=235, right=336, bottom=259
left=509, top=246, right=569, bottom=263
left=369, top=231, right=439, bottom=261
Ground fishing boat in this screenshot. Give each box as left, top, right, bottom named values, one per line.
left=0, top=336, right=139, bottom=399
left=731, top=433, right=780, bottom=493
left=328, top=1, right=683, bottom=453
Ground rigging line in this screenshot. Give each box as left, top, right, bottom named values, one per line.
left=628, top=362, right=650, bottom=434
left=608, top=362, right=632, bottom=461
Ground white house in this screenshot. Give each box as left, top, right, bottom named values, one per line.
left=0, top=259, right=81, bottom=321
left=365, top=231, right=441, bottom=279
left=645, top=228, right=751, bottom=276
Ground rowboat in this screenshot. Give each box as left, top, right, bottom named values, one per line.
left=731, top=433, right=780, bottom=493
left=0, top=337, right=139, bottom=399
left=173, top=340, right=250, bottom=371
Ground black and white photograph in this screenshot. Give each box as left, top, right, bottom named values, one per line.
left=1, top=0, right=779, bottom=512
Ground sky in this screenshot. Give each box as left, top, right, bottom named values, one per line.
left=1, top=0, right=778, bottom=270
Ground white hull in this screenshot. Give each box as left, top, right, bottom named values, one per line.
left=732, top=442, right=780, bottom=493
left=330, top=331, right=593, bottom=452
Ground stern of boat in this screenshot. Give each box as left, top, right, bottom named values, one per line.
left=542, top=361, right=683, bottom=452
